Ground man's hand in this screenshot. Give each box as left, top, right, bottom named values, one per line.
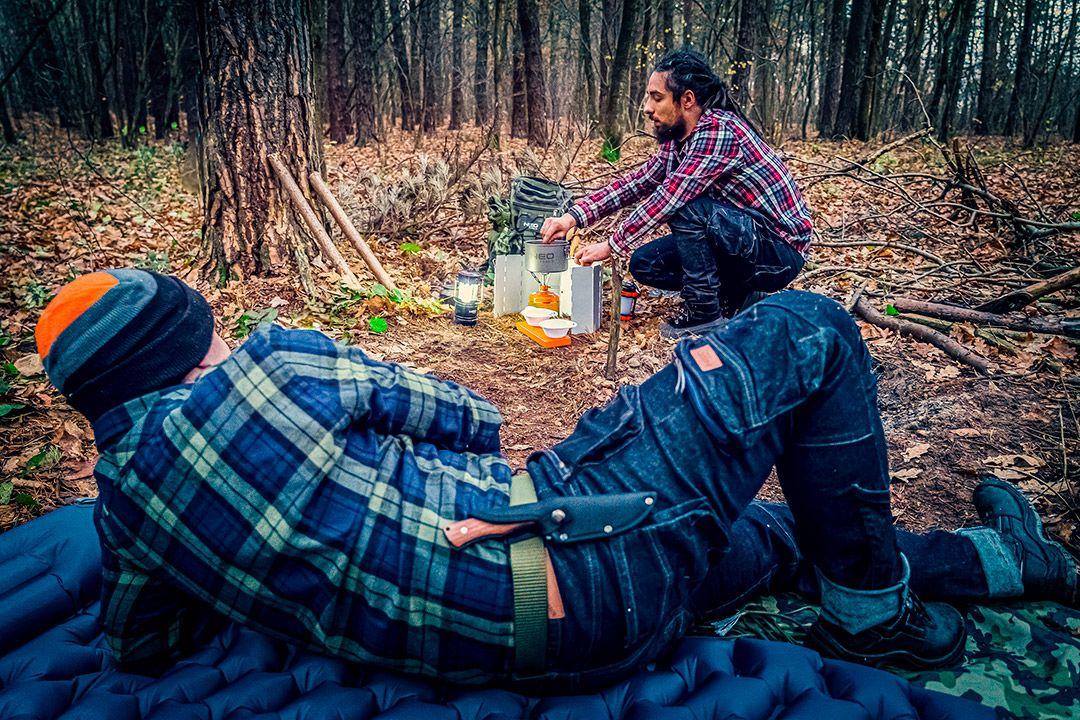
left=574, top=241, right=612, bottom=265
left=540, top=213, right=577, bottom=243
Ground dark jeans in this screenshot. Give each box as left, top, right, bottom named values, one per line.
left=629, top=196, right=805, bottom=315
left=525, top=291, right=986, bottom=689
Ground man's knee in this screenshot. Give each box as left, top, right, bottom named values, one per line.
left=748, top=290, right=863, bottom=345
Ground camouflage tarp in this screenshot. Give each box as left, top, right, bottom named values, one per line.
left=710, top=594, right=1080, bottom=719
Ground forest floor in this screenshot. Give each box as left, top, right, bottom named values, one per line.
left=1, top=120, right=1078, bottom=554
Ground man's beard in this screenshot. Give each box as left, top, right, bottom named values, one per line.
left=653, top=116, right=687, bottom=143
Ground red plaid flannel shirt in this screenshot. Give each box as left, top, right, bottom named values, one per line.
left=569, top=110, right=813, bottom=257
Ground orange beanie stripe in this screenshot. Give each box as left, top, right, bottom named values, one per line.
left=36, top=272, right=119, bottom=359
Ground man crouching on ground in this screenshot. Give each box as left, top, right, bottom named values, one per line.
left=37, top=268, right=1078, bottom=688
left=542, top=49, right=812, bottom=338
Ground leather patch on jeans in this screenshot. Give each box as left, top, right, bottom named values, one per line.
left=690, top=344, right=723, bottom=371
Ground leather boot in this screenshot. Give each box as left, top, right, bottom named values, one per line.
left=972, top=477, right=1079, bottom=605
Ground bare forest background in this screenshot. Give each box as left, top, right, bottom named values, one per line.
left=0, top=0, right=1077, bottom=153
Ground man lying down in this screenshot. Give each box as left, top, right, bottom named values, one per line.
left=36, top=268, right=1077, bottom=689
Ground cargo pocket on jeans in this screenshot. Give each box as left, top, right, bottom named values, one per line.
left=610, top=498, right=719, bottom=650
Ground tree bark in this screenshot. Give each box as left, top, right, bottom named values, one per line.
left=474, top=0, right=491, bottom=123
left=197, top=0, right=325, bottom=287
left=449, top=0, right=465, bottom=129
left=0, top=90, right=16, bottom=144
left=973, top=0, right=997, bottom=135
left=1004, top=0, right=1036, bottom=137
left=517, top=0, right=547, bottom=145
left=578, top=0, right=598, bottom=122
left=898, top=0, right=927, bottom=129
left=353, top=0, right=377, bottom=144
left=325, top=0, right=349, bottom=142
left=387, top=0, right=415, bottom=130
left=74, top=0, right=114, bottom=138
left=732, top=0, right=757, bottom=103
left=833, top=0, right=870, bottom=138
left=661, top=0, right=674, bottom=52
left=817, top=0, right=846, bottom=137
left=510, top=25, right=527, bottom=137
left=928, top=0, right=977, bottom=141
left=601, top=0, right=640, bottom=143
left=421, top=0, right=442, bottom=131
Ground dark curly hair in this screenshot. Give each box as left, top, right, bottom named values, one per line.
left=653, top=48, right=759, bottom=135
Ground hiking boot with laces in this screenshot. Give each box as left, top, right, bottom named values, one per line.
left=808, top=593, right=966, bottom=669
left=973, top=477, right=1079, bottom=605
left=659, top=306, right=728, bottom=339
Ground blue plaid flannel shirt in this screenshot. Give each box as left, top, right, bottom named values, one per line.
left=90, top=325, right=518, bottom=682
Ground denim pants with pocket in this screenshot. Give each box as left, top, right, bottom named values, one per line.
left=628, top=196, right=805, bottom=311
left=524, top=291, right=989, bottom=689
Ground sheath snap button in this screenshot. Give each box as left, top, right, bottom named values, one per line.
left=603, top=524, right=613, bottom=534
left=550, top=508, right=567, bottom=524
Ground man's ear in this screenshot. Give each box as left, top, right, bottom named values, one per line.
left=681, top=89, right=697, bottom=111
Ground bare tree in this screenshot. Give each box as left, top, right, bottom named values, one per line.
left=196, top=0, right=325, bottom=286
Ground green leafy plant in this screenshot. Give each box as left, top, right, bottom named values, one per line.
left=368, top=317, right=388, bottom=334
left=885, top=304, right=899, bottom=316
left=232, top=307, right=279, bottom=339
left=22, top=280, right=53, bottom=309
left=134, top=250, right=170, bottom=273
left=26, top=445, right=61, bottom=471
left=1071, top=211, right=1080, bottom=221
left=600, top=137, right=621, bottom=164
left=0, top=482, right=11, bottom=505
left=399, top=242, right=422, bottom=254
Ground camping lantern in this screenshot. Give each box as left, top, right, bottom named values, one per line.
left=454, top=270, right=482, bottom=326
left=620, top=281, right=640, bottom=321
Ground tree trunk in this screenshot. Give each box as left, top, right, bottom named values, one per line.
left=601, top=0, right=640, bottom=143
left=353, top=0, right=377, bottom=144
left=833, top=0, right=870, bottom=138
left=421, top=0, right=442, bottom=131
left=325, top=0, right=348, bottom=142
left=817, top=0, right=846, bottom=137
left=74, top=0, right=114, bottom=138
left=388, top=0, right=415, bottom=130
left=898, top=0, right=927, bottom=129
left=578, top=0, right=598, bottom=122
left=731, top=0, right=757, bottom=103
left=511, top=27, right=527, bottom=137
left=854, top=0, right=886, bottom=140
left=197, top=0, right=325, bottom=288
left=474, top=0, right=491, bottom=123
left=935, top=0, right=976, bottom=141
left=631, top=0, right=655, bottom=128
left=973, top=0, right=997, bottom=135
left=681, top=0, right=693, bottom=47
left=492, top=0, right=506, bottom=137
left=661, top=0, right=674, bottom=52
left=1004, top=0, right=1036, bottom=137
left=927, top=0, right=976, bottom=141
left=449, top=0, right=465, bottom=129
left=517, top=0, right=547, bottom=145
left=0, top=90, right=16, bottom=144
left=865, top=0, right=896, bottom=136
left=148, top=26, right=172, bottom=139
left=1023, top=1, right=1078, bottom=147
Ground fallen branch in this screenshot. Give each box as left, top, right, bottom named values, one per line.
left=307, top=172, right=396, bottom=291
left=269, top=155, right=362, bottom=290
left=976, top=266, right=1080, bottom=314
left=890, top=297, right=1080, bottom=338
left=851, top=128, right=932, bottom=168
left=853, top=296, right=992, bottom=374
left=814, top=239, right=947, bottom=265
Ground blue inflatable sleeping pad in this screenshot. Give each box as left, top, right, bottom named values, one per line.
left=0, top=503, right=991, bottom=719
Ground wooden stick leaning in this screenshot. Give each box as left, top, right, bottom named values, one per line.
left=890, top=297, right=1080, bottom=338
left=605, top=259, right=624, bottom=381
left=268, top=155, right=362, bottom=290
left=308, top=172, right=397, bottom=291
left=853, top=296, right=992, bottom=375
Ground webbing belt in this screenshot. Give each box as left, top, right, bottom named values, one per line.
left=509, top=472, right=547, bottom=674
